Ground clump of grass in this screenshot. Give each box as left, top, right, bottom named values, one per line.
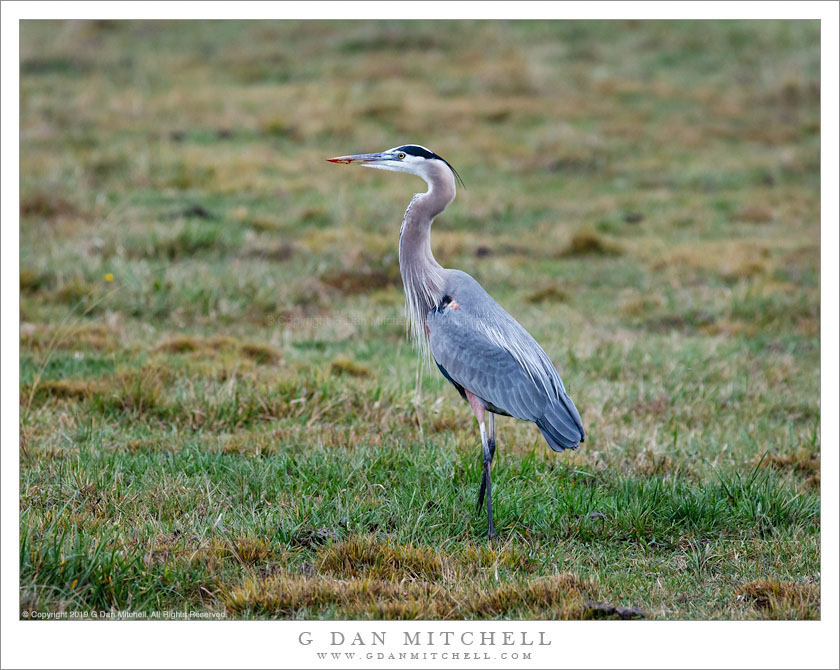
left=241, top=242, right=295, bottom=262
left=233, top=209, right=284, bottom=233
left=543, top=152, right=607, bottom=174
left=724, top=260, right=768, bottom=282
left=320, top=267, right=399, bottom=295
left=217, top=432, right=280, bottom=456
left=358, top=597, right=445, bottom=620
left=293, top=527, right=339, bottom=549
left=319, top=535, right=452, bottom=582
left=24, top=378, right=99, bottom=402
left=735, top=579, right=819, bottom=619
left=20, top=190, right=80, bottom=219
left=300, top=207, right=332, bottom=227
left=223, top=571, right=595, bottom=620
left=458, top=542, right=535, bottom=573
left=29, top=323, right=118, bottom=353
left=258, top=118, right=300, bottom=139
left=526, top=285, right=571, bottom=304
left=20, top=269, right=54, bottom=293
left=642, top=309, right=717, bottom=334
left=241, top=343, right=282, bottom=365
left=559, top=231, right=621, bottom=257
left=231, top=536, right=274, bottom=564
left=92, top=368, right=166, bottom=416
left=154, top=336, right=280, bottom=365
left=468, top=574, right=588, bottom=618
left=760, top=449, right=820, bottom=489
left=634, top=447, right=675, bottom=477
left=224, top=575, right=430, bottom=618
left=760, top=449, right=819, bottom=477
left=731, top=204, right=774, bottom=224
left=55, top=279, right=96, bottom=306
left=154, top=336, right=206, bottom=354
left=620, top=294, right=664, bottom=318
left=330, top=357, right=371, bottom=378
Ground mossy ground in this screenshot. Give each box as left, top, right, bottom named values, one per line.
left=20, top=20, right=820, bottom=619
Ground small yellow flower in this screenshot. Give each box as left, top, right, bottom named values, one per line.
left=104, top=273, right=114, bottom=282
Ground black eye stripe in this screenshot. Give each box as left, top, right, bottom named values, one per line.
left=396, top=144, right=437, bottom=160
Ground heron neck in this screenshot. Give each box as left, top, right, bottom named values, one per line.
left=398, top=170, right=455, bottom=349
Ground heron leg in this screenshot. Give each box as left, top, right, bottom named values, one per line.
left=475, top=413, right=496, bottom=513
left=464, top=391, right=498, bottom=539
left=480, top=421, right=498, bottom=540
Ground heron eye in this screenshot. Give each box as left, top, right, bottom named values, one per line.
left=398, top=152, right=406, bottom=159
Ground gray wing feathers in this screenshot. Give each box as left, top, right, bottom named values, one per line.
left=428, top=316, right=544, bottom=421
left=536, top=397, right=585, bottom=452
left=427, top=270, right=584, bottom=450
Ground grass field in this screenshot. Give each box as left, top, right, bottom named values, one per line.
left=19, top=20, right=820, bottom=620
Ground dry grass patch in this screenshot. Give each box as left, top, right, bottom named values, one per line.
left=526, top=285, right=571, bottom=304
left=559, top=231, right=621, bottom=258
left=241, top=241, right=295, bottom=262
left=222, top=570, right=594, bottom=619
left=320, top=267, right=400, bottom=295
left=330, top=357, right=371, bottom=378
left=231, top=536, right=275, bottom=564
left=224, top=574, right=456, bottom=618
left=760, top=449, right=820, bottom=489
left=154, top=335, right=235, bottom=355
left=20, top=190, right=81, bottom=220
left=458, top=542, right=536, bottom=573
left=102, top=368, right=167, bottom=414
left=468, top=574, right=589, bottom=619
left=731, top=204, right=775, bottom=224
left=319, top=535, right=454, bottom=582
left=154, top=335, right=281, bottom=365
left=142, top=533, right=266, bottom=571
left=633, top=447, right=676, bottom=477
left=736, top=579, right=819, bottom=620
left=761, top=449, right=820, bottom=477
left=652, top=239, right=772, bottom=282
left=217, top=432, right=284, bottom=456
left=20, top=269, right=54, bottom=293
left=24, top=379, right=99, bottom=402
left=20, top=322, right=121, bottom=352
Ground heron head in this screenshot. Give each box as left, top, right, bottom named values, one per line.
left=327, top=144, right=464, bottom=188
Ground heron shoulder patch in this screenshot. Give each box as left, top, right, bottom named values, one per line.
left=437, top=295, right=461, bottom=313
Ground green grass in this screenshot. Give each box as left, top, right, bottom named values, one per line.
left=19, top=19, right=820, bottom=620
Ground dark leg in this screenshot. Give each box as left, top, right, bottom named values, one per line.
left=475, top=413, right=496, bottom=513
left=481, top=420, right=498, bottom=540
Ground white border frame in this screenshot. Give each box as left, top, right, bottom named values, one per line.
left=2, top=3, right=838, bottom=669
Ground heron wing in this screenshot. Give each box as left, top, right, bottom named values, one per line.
left=427, top=305, right=546, bottom=422
left=426, top=270, right=585, bottom=450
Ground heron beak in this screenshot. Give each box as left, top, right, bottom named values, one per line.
left=326, top=152, right=389, bottom=165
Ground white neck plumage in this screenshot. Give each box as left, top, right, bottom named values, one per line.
left=397, top=162, right=456, bottom=356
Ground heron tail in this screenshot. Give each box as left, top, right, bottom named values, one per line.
left=536, top=394, right=585, bottom=452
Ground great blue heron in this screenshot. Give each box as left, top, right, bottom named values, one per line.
left=328, top=144, right=585, bottom=539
